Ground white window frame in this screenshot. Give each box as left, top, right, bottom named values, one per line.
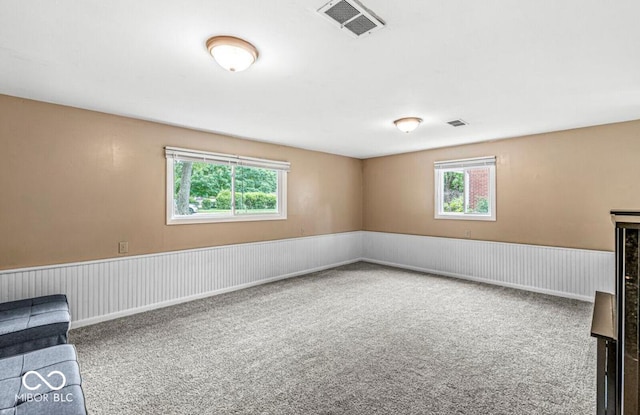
left=165, top=146, right=289, bottom=225
left=434, top=156, right=496, bottom=221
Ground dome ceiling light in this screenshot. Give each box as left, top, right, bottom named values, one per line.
left=206, top=36, right=259, bottom=72
left=394, top=117, right=423, bottom=133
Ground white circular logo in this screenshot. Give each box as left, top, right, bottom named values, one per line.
left=22, top=370, right=67, bottom=391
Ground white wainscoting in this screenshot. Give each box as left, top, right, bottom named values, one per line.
left=0, top=232, right=363, bottom=328
left=362, top=231, right=615, bottom=302
left=0, top=231, right=614, bottom=328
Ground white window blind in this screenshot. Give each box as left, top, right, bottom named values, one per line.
left=165, top=146, right=290, bottom=171
left=434, top=156, right=495, bottom=170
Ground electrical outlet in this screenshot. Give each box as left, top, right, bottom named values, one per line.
left=118, top=241, right=129, bottom=254
left=464, top=230, right=471, bottom=238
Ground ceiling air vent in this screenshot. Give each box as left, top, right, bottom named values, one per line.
left=447, top=119, right=468, bottom=127
left=317, top=0, right=386, bottom=38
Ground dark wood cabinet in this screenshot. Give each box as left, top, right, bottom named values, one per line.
left=613, top=211, right=640, bottom=415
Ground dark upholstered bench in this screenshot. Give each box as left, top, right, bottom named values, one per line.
left=0, top=344, right=87, bottom=415
left=0, top=295, right=70, bottom=359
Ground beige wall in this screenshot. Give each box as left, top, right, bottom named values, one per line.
left=0, top=95, right=363, bottom=270
left=363, top=120, right=640, bottom=252
left=3, top=94, right=638, bottom=270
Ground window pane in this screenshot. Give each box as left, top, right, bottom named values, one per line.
left=173, top=160, right=232, bottom=216
left=443, top=171, right=464, bottom=213
left=465, top=167, right=490, bottom=214
left=166, top=147, right=288, bottom=224
left=235, top=166, right=278, bottom=215
left=434, top=156, right=495, bottom=221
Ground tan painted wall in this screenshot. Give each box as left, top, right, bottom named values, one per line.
left=2, top=94, right=638, bottom=270
left=363, top=120, right=640, bottom=252
left=0, top=95, right=363, bottom=270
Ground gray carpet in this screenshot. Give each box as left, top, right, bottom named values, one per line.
left=70, top=262, right=596, bottom=414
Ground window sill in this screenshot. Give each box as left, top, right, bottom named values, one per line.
left=434, top=213, right=496, bottom=221
left=167, top=213, right=287, bottom=225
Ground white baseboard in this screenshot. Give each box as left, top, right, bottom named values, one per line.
left=362, top=258, right=594, bottom=302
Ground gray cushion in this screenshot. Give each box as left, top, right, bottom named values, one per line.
left=0, top=345, right=87, bottom=415
left=0, top=296, right=70, bottom=358
left=0, top=295, right=68, bottom=312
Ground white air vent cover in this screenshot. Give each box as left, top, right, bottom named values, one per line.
left=317, top=0, right=386, bottom=38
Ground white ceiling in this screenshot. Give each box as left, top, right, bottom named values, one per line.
left=1, top=1, right=639, bottom=158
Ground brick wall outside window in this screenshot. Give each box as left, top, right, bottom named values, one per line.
left=467, top=168, right=489, bottom=211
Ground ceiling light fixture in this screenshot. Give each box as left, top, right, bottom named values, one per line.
left=206, top=36, right=259, bottom=72
left=394, top=117, right=423, bottom=133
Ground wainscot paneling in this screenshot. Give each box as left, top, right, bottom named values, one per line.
left=0, top=232, right=363, bottom=328
left=362, top=231, right=614, bottom=302
left=0, top=231, right=613, bottom=328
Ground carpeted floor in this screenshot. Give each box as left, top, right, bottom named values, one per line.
left=70, top=262, right=596, bottom=414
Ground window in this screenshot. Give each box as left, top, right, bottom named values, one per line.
left=165, top=147, right=289, bottom=224
left=434, top=156, right=496, bottom=221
